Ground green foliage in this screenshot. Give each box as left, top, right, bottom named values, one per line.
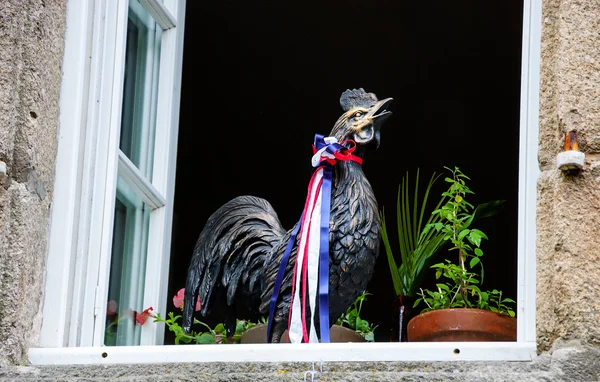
left=414, top=166, right=515, bottom=318
left=152, top=291, right=376, bottom=344
left=153, top=312, right=266, bottom=344
left=335, top=290, right=377, bottom=342
left=415, top=260, right=515, bottom=316
left=380, top=169, right=449, bottom=297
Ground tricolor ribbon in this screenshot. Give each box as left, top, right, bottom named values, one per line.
left=267, top=134, right=362, bottom=343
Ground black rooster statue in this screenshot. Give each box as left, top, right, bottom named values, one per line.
left=183, top=88, right=393, bottom=343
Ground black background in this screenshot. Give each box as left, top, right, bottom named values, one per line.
left=168, top=0, right=523, bottom=343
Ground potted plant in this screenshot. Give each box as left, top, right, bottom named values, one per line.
left=333, top=290, right=377, bottom=342
left=407, top=166, right=516, bottom=342
left=380, top=169, right=449, bottom=341
left=149, top=288, right=263, bottom=344
left=151, top=288, right=376, bottom=344
left=241, top=290, right=376, bottom=343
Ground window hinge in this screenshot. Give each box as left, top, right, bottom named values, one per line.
left=93, top=285, right=101, bottom=317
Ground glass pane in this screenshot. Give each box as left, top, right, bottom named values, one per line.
left=119, top=0, right=163, bottom=179
left=104, top=176, right=151, bottom=346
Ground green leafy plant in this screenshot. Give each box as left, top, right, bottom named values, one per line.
left=139, top=287, right=266, bottom=344
left=153, top=311, right=265, bottom=344
left=335, top=290, right=377, bottom=342
left=145, top=288, right=376, bottom=344
left=380, top=169, right=449, bottom=297
left=414, top=166, right=515, bottom=317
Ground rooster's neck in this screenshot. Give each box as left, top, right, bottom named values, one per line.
left=331, top=161, right=377, bottom=208
left=334, top=159, right=365, bottom=182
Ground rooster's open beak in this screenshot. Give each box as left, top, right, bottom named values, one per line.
left=369, top=98, right=393, bottom=128
left=356, top=97, right=393, bottom=148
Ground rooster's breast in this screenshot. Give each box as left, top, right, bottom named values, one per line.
left=327, top=169, right=381, bottom=321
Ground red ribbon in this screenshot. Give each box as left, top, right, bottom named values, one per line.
left=311, top=139, right=362, bottom=166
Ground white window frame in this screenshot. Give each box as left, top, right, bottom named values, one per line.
left=30, top=0, right=541, bottom=364
left=37, top=0, right=184, bottom=349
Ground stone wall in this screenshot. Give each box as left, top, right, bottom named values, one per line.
left=1, top=341, right=599, bottom=381
left=0, top=0, right=599, bottom=379
left=0, top=0, right=67, bottom=366
left=536, top=0, right=600, bottom=352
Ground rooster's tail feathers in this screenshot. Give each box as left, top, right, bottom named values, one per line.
left=183, top=196, right=287, bottom=328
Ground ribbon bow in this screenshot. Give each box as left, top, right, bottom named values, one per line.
left=267, top=134, right=361, bottom=343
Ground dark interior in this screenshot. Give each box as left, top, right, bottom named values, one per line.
left=168, top=0, right=524, bottom=343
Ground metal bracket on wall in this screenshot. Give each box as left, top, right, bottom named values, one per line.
left=557, top=130, right=585, bottom=171
left=303, top=360, right=324, bottom=382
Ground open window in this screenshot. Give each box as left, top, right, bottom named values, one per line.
left=30, top=0, right=540, bottom=364
left=37, top=0, right=184, bottom=348
left=167, top=0, right=540, bottom=354
left=169, top=0, right=536, bottom=345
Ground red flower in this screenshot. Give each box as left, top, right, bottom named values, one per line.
left=136, top=307, right=154, bottom=325
left=173, top=288, right=201, bottom=311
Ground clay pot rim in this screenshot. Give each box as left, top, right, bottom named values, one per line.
left=407, top=307, right=517, bottom=342
left=240, top=324, right=366, bottom=344
left=411, top=308, right=516, bottom=320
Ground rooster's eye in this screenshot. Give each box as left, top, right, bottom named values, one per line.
left=354, top=111, right=363, bottom=118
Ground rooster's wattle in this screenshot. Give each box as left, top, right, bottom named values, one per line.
left=183, top=88, right=393, bottom=343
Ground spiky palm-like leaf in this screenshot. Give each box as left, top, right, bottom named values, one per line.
left=380, top=169, right=448, bottom=297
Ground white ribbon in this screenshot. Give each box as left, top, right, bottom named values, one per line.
left=289, top=135, right=340, bottom=343
left=288, top=167, right=324, bottom=343
left=311, top=136, right=338, bottom=167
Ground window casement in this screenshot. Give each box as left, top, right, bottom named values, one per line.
left=30, top=0, right=541, bottom=364
left=38, top=0, right=184, bottom=348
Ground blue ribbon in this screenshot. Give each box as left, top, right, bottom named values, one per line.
left=314, top=134, right=344, bottom=157
left=318, top=166, right=332, bottom=343
left=266, top=213, right=302, bottom=343
left=266, top=134, right=340, bottom=343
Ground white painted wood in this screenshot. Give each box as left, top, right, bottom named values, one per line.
left=118, top=151, right=166, bottom=209
left=517, top=0, right=542, bottom=344
left=140, top=25, right=161, bottom=179
left=93, top=0, right=185, bottom=347
left=66, top=0, right=123, bottom=347
left=46, top=0, right=184, bottom=349
left=40, top=0, right=92, bottom=348
left=110, top=177, right=148, bottom=345
left=91, top=0, right=131, bottom=346
left=93, top=285, right=102, bottom=317
left=140, top=0, right=186, bottom=346
left=105, top=0, right=170, bottom=346
left=140, top=0, right=176, bottom=30
left=125, top=0, right=161, bottom=178
left=28, top=342, right=537, bottom=365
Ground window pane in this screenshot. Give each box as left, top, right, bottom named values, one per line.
left=104, top=176, right=151, bottom=346
left=119, top=0, right=162, bottom=179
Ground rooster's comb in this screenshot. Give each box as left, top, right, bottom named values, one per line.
left=340, top=88, right=379, bottom=112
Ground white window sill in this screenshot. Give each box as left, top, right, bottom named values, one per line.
left=28, top=342, right=538, bottom=365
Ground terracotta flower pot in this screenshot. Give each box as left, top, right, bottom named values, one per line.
left=240, top=324, right=366, bottom=343
left=407, top=308, right=517, bottom=342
